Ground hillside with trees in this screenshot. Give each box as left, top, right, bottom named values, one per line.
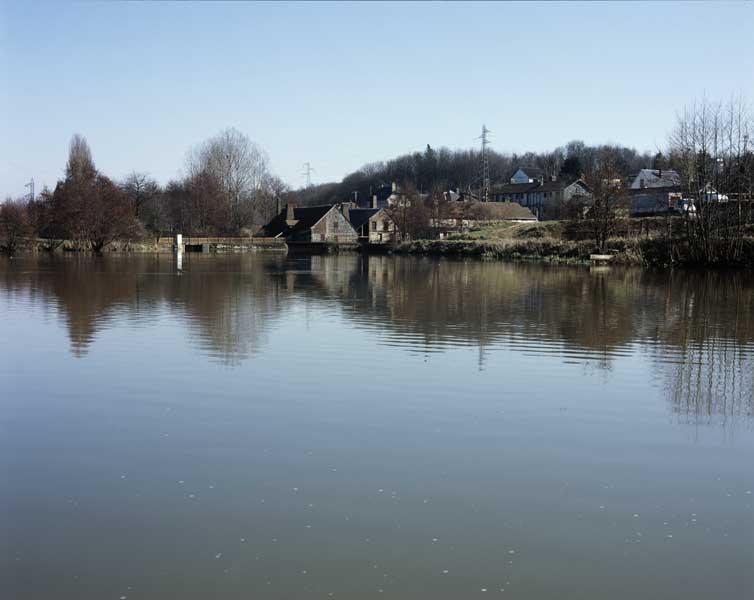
left=290, top=140, right=658, bottom=208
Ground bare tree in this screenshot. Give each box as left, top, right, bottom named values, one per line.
left=66, top=134, right=96, bottom=182
left=51, top=135, right=140, bottom=252
left=187, top=128, right=271, bottom=233
left=121, top=171, right=160, bottom=220
left=252, top=174, right=289, bottom=232
left=0, top=198, right=31, bottom=255
left=669, top=95, right=754, bottom=264
left=582, top=154, right=629, bottom=253
left=386, top=182, right=430, bottom=241
left=27, top=186, right=67, bottom=250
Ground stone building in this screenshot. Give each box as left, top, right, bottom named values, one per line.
left=257, top=204, right=357, bottom=243
left=345, top=205, right=399, bottom=244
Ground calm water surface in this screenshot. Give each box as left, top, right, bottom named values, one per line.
left=1, top=254, right=753, bottom=600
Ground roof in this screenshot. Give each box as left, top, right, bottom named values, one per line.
left=492, top=182, right=540, bottom=195
left=629, top=169, right=682, bottom=190
left=258, top=204, right=334, bottom=238
left=547, top=178, right=590, bottom=192
left=493, top=178, right=590, bottom=196
left=536, top=180, right=567, bottom=192
left=348, top=208, right=380, bottom=230
left=513, top=166, right=544, bottom=180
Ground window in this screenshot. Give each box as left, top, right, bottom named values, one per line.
left=383, top=220, right=389, bottom=232
left=371, top=221, right=377, bottom=231
left=333, top=219, right=339, bottom=230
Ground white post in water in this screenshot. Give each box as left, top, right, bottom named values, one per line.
left=175, top=233, right=183, bottom=271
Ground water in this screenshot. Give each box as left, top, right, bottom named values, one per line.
left=1, top=253, right=752, bottom=600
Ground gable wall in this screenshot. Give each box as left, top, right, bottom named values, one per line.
left=510, top=169, right=532, bottom=184
left=310, top=208, right=358, bottom=243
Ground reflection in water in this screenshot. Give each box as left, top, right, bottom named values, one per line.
left=1, top=254, right=752, bottom=419
left=654, top=272, right=754, bottom=428
left=0, top=254, right=286, bottom=363
left=2, top=254, right=754, bottom=600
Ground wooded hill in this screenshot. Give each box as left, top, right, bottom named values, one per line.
left=290, top=141, right=659, bottom=207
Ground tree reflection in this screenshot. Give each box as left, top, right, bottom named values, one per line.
left=653, top=271, right=754, bottom=427
left=1, top=254, right=752, bottom=421
left=0, top=253, right=287, bottom=363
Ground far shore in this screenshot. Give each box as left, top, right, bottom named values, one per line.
left=5, top=218, right=754, bottom=269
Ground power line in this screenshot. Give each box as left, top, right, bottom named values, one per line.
left=301, top=162, right=315, bottom=187
left=24, top=178, right=34, bottom=202
left=476, top=125, right=491, bottom=202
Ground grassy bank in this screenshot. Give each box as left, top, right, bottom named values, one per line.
left=394, top=220, right=754, bottom=268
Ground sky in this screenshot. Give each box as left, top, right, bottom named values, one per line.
left=1, top=1, right=753, bottom=199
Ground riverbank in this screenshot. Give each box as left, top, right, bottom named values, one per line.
left=394, top=237, right=645, bottom=265
left=393, top=220, right=754, bottom=268
left=6, top=220, right=754, bottom=268
left=21, top=236, right=286, bottom=254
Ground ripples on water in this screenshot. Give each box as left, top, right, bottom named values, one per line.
left=1, top=254, right=753, bottom=600
left=1, top=253, right=752, bottom=424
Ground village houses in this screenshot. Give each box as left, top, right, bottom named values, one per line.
left=627, top=168, right=683, bottom=216
left=257, top=201, right=398, bottom=245
left=256, top=204, right=358, bottom=243
left=490, top=167, right=591, bottom=220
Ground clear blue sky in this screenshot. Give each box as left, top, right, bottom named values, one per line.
left=2, top=1, right=753, bottom=198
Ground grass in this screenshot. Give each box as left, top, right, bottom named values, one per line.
left=398, top=219, right=754, bottom=268
left=398, top=220, right=663, bottom=266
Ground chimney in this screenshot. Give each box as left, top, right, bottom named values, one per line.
left=286, top=203, right=298, bottom=226
left=392, top=181, right=397, bottom=193
left=371, top=194, right=378, bottom=209
left=341, top=201, right=352, bottom=223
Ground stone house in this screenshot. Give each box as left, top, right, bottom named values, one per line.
left=343, top=203, right=398, bottom=244
left=257, top=204, right=357, bottom=243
